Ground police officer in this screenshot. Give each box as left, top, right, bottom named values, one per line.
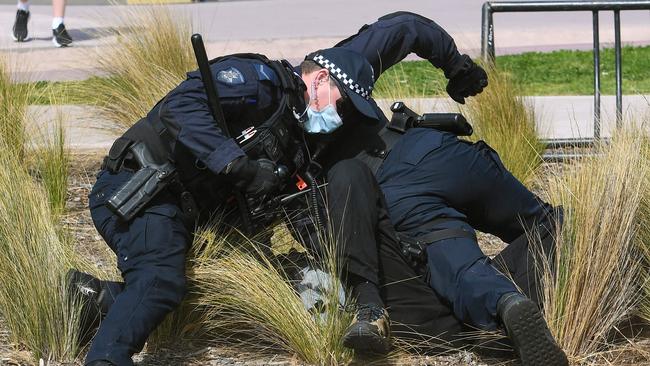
left=374, top=130, right=568, bottom=365
left=68, top=11, right=489, bottom=365
left=322, top=12, right=568, bottom=366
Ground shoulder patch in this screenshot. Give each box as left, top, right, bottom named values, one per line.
left=217, top=67, right=245, bottom=85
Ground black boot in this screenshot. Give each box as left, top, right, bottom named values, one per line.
left=342, top=303, right=391, bottom=355
left=497, top=292, right=568, bottom=366
left=66, top=269, right=103, bottom=347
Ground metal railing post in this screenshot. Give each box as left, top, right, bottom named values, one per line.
left=593, top=10, right=601, bottom=140
left=479, top=1, right=650, bottom=152
left=481, top=3, right=495, bottom=63
left=614, top=10, right=623, bottom=127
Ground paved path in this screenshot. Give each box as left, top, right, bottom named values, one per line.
left=1, top=0, right=649, bottom=81
left=27, top=96, right=650, bottom=152
left=2, top=0, right=649, bottom=145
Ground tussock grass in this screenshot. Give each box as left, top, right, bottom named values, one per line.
left=192, top=223, right=353, bottom=365
left=637, top=132, right=650, bottom=323
left=0, top=53, right=97, bottom=363
left=463, top=64, right=544, bottom=185
left=540, top=130, right=647, bottom=359
left=0, top=54, right=32, bottom=158
left=83, top=4, right=195, bottom=130
left=0, top=143, right=82, bottom=361
left=30, top=108, right=70, bottom=217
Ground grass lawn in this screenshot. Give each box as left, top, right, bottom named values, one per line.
left=27, top=45, right=650, bottom=104
left=373, top=45, right=650, bottom=98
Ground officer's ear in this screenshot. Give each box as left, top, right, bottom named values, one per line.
left=314, top=68, right=330, bottom=86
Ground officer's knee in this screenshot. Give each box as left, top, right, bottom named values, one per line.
left=158, top=269, right=187, bottom=307
left=132, top=267, right=187, bottom=308
left=327, top=159, right=373, bottom=188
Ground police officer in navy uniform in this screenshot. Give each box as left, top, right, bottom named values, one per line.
left=373, top=130, right=568, bottom=365
left=68, top=11, right=495, bottom=366
left=309, top=12, right=567, bottom=365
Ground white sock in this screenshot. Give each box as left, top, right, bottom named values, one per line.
left=52, top=17, right=64, bottom=29
left=17, top=1, right=29, bottom=12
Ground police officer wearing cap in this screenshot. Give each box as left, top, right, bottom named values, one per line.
left=324, top=12, right=567, bottom=365
left=69, top=11, right=490, bottom=365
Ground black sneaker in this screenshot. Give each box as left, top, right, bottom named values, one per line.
left=66, top=269, right=102, bottom=346
left=52, top=23, right=72, bottom=47
left=12, top=10, right=30, bottom=42
left=342, top=303, right=391, bottom=355
left=497, top=292, right=568, bottom=366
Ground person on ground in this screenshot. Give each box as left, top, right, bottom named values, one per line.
left=12, top=0, right=73, bottom=47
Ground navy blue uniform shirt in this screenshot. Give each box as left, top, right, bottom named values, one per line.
left=144, top=12, right=465, bottom=196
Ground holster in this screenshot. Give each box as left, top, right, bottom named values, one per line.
left=398, top=222, right=477, bottom=275
left=106, top=141, right=178, bottom=221
left=101, top=137, right=134, bottom=173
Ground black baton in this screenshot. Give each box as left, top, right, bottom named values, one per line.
left=191, top=33, right=254, bottom=234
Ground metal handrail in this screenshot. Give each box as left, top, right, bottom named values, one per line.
left=481, top=0, right=650, bottom=150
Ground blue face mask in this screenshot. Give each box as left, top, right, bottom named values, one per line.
left=298, top=78, right=343, bottom=134
left=304, top=105, right=343, bottom=134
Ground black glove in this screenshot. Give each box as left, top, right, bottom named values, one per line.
left=227, top=156, right=280, bottom=197
left=446, top=54, right=488, bottom=104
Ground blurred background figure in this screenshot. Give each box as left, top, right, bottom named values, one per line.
left=12, top=0, right=73, bottom=47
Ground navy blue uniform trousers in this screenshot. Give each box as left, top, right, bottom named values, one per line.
left=86, top=170, right=191, bottom=366
left=377, top=128, right=558, bottom=330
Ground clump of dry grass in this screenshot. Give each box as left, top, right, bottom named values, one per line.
left=540, top=129, right=647, bottom=360
left=463, top=64, right=544, bottom=185
left=0, top=54, right=32, bottom=158
left=0, top=141, right=83, bottom=361
left=192, top=223, right=353, bottom=365
left=636, top=131, right=650, bottom=323
left=83, top=4, right=195, bottom=130
left=29, top=105, right=70, bottom=217
left=0, top=53, right=102, bottom=363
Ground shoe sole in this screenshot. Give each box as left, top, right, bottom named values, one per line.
left=52, top=37, right=71, bottom=47
left=342, top=326, right=390, bottom=355
left=503, top=300, right=568, bottom=366
left=11, top=32, right=30, bottom=42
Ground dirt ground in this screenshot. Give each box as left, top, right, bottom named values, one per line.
left=1, top=153, right=645, bottom=366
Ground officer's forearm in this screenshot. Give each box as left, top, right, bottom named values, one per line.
left=336, top=12, right=464, bottom=80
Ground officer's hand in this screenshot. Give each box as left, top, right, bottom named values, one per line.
left=227, top=156, right=280, bottom=197
left=446, top=54, right=488, bottom=104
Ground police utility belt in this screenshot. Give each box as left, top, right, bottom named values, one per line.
left=100, top=125, right=197, bottom=222
left=398, top=218, right=476, bottom=270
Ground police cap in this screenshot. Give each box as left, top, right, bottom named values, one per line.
left=309, top=48, right=379, bottom=121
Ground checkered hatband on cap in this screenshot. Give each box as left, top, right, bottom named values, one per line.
left=313, top=54, right=372, bottom=100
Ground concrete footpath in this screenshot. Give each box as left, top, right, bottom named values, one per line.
left=1, top=0, right=649, bottom=81
left=1, top=0, right=648, bottom=148
left=28, top=95, right=650, bottom=152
